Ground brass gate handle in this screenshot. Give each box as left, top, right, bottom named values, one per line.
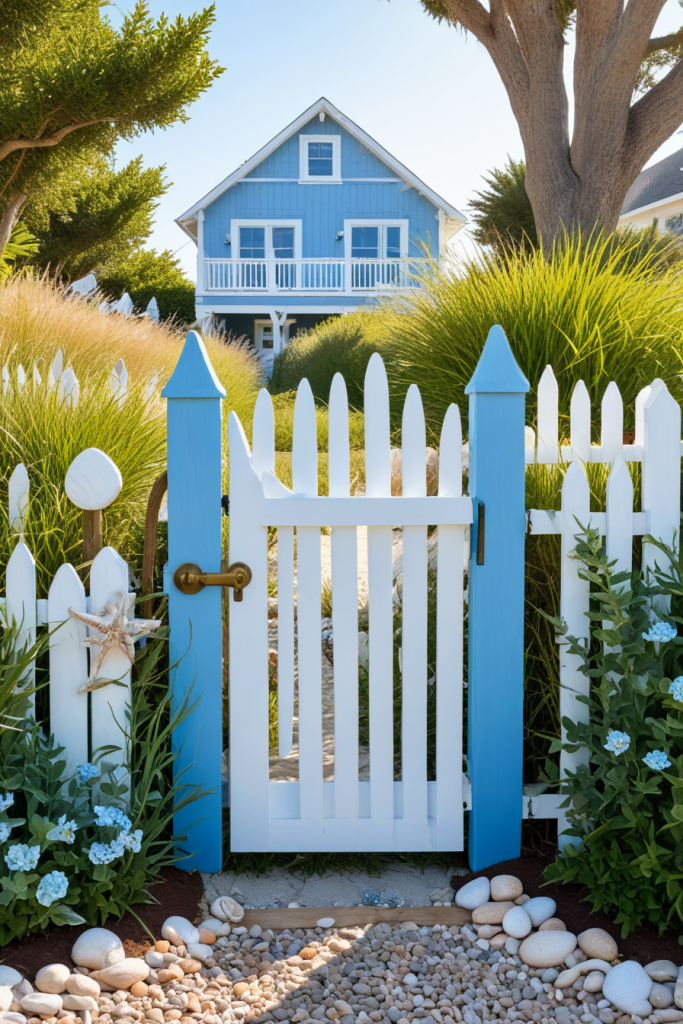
left=173, top=561, right=252, bottom=601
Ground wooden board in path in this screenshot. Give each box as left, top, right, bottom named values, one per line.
left=240, top=905, right=471, bottom=929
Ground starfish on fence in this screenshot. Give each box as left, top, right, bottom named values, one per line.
left=68, top=592, right=162, bottom=692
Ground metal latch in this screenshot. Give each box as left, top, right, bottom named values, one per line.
left=476, top=501, right=485, bottom=565
left=172, top=561, right=252, bottom=601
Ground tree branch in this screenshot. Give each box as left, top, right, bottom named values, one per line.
left=646, top=30, right=683, bottom=55
left=625, top=55, right=683, bottom=180
left=0, top=118, right=118, bottom=163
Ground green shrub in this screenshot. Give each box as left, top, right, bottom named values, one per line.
left=0, top=623, right=204, bottom=944
left=270, top=313, right=382, bottom=409
left=97, top=248, right=195, bottom=325
left=543, top=527, right=683, bottom=937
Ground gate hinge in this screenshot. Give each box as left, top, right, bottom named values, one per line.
left=221, top=494, right=230, bottom=516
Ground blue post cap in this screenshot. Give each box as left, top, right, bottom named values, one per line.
left=162, top=330, right=226, bottom=399
left=465, top=325, right=530, bottom=395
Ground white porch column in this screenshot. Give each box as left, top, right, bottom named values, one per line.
left=269, top=310, right=288, bottom=355
left=196, top=209, right=205, bottom=295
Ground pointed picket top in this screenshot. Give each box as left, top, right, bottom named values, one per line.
left=402, top=384, right=427, bottom=497
left=292, top=378, right=318, bottom=496
left=48, top=349, right=63, bottom=389
left=328, top=372, right=350, bottom=497
left=16, top=365, right=25, bottom=392
left=438, top=404, right=463, bottom=498
left=600, top=381, right=623, bottom=463
left=537, top=365, right=558, bottom=464
left=465, top=325, right=529, bottom=395
left=570, top=380, right=591, bottom=466
left=59, top=365, right=79, bottom=408
left=8, top=463, right=29, bottom=536
left=634, top=384, right=652, bottom=447
left=2, top=365, right=10, bottom=397
left=32, top=362, right=42, bottom=388
left=162, top=331, right=226, bottom=399
left=364, top=352, right=391, bottom=497
left=252, top=388, right=275, bottom=481
left=644, top=377, right=679, bottom=420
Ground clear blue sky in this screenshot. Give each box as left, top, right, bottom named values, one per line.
left=112, top=0, right=683, bottom=278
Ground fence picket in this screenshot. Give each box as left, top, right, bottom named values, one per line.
left=606, top=458, right=633, bottom=580
left=111, top=358, right=128, bottom=407
left=48, top=565, right=88, bottom=777
left=292, top=379, right=324, bottom=834
left=537, top=365, right=559, bottom=464
left=601, top=382, right=623, bottom=463
left=364, top=353, right=394, bottom=845
left=32, top=363, right=41, bottom=388
left=642, top=381, right=681, bottom=609
left=559, top=463, right=590, bottom=783
left=328, top=372, right=359, bottom=819
left=400, top=384, right=429, bottom=834
left=59, top=365, right=79, bottom=408
left=634, top=385, right=651, bottom=447
left=8, top=463, right=29, bottom=536
left=16, top=365, right=25, bottom=392
left=6, top=542, right=37, bottom=704
left=435, top=403, right=464, bottom=850
left=570, top=381, right=591, bottom=463
left=48, top=350, right=63, bottom=390
left=252, top=389, right=275, bottom=480
left=89, top=546, right=131, bottom=796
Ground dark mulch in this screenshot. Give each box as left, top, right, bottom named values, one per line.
left=453, top=851, right=683, bottom=966
left=0, top=867, right=204, bottom=977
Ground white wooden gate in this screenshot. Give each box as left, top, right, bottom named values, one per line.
left=228, top=353, right=472, bottom=852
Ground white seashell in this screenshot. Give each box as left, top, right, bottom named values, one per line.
left=211, top=896, right=245, bottom=923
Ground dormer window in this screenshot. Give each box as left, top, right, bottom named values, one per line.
left=299, top=135, right=341, bottom=183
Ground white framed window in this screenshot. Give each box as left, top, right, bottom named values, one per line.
left=230, top=220, right=302, bottom=260
left=299, top=135, right=341, bottom=183
left=343, top=219, right=408, bottom=259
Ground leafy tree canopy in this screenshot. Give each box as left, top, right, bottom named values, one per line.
left=97, top=247, right=195, bottom=324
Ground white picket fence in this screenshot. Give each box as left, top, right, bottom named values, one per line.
left=526, top=369, right=682, bottom=805
left=229, top=353, right=472, bottom=852
left=1, top=349, right=158, bottom=409
left=1, top=464, right=132, bottom=793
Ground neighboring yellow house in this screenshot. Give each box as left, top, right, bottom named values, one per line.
left=619, top=148, right=683, bottom=233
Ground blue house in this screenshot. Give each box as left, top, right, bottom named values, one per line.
left=176, top=97, right=466, bottom=368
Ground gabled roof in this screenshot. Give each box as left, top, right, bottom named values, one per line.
left=176, top=96, right=466, bottom=241
left=621, top=147, right=683, bottom=217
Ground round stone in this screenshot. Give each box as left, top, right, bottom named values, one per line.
left=583, top=972, right=606, bottom=993
left=502, top=905, right=532, bottom=939
left=0, top=1013, right=26, bottom=1024
left=645, top=961, right=679, bottom=983
left=71, top=928, right=125, bottom=971
left=403, top=974, right=418, bottom=986
left=539, top=918, right=567, bottom=931
left=198, top=927, right=216, bottom=944
left=0, top=972, right=21, bottom=990
left=144, top=951, right=164, bottom=969
left=472, top=901, right=514, bottom=925
left=578, top=928, right=618, bottom=962
left=317, top=917, right=335, bottom=928
left=61, top=996, right=99, bottom=1011
left=233, top=983, right=249, bottom=997
left=518, top=930, right=578, bottom=968
left=0, top=989, right=11, bottom=1012
left=35, top=965, right=70, bottom=995
left=650, top=983, right=675, bottom=1009
left=65, top=975, right=100, bottom=999
left=64, top=448, right=123, bottom=511
left=249, top=925, right=263, bottom=938
left=523, top=896, right=557, bottom=927
left=96, top=958, right=150, bottom=990
left=185, top=943, right=213, bottom=962
left=455, top=877, right=491, bottom=910
left=20, top=995, right=63, bottom=1016
left=505, top=937, right=521, bottom=955
left=161, top=916, right=200, bottom=947
left=490, top=875, right=523, bottom=902
left=602, top=960, right=654, bottom=1017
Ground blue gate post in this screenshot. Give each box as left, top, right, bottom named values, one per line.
left=465, top=325, right=529, bottom=870
left=162, top=331, right=226, bottom=872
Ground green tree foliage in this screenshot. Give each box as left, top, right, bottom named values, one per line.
left=0, top=223, right=38, bottom=278
left=0, top=1, right=223, bottom=250
left=97, top=247, right=195, bottom=324
left=469, top=157, right=537, bottom=254
left=27, top=156, right=168, bottom=280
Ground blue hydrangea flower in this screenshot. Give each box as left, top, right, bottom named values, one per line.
left=0, top=793, right=14, bottom=813
left=88, top=842, right=120, bottom=865
left=5, top=844, right=40, bottom=871
left=46, top=815, right=78, bottom=845
left=604, top=730, right=631, bottom=755
left=94, top=806, right=132, bottom=831
left=643, top=749, right=672, bottom=770
left=77, top=762, right=99, bottom=785
left=0, top=823, right=11, bottom=844
left=669, top=677, right=683, bottom=702
left=642, top=620, right=677, bottom=642
left=117, top=829, right=143, bottom=854
left=36, top=870, right=68, bottom=908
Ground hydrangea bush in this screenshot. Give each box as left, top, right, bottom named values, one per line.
left=0, top=625, right=204, bottom=944
left=541, top=526, right=683, bottom=936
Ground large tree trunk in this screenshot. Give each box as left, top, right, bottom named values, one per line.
left=440, top=0, right=683, bottom=244
left=0, top=192, right=27, bottom=256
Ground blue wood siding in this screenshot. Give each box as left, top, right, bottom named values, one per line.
left=202, top=115, right=440, bottom=260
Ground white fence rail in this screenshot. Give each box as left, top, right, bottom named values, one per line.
left=203, top=257, right=429, bottom=293
left=526, top=368, right=681, bottom=810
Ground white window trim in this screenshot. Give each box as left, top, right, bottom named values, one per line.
left=343, top=219, right=409, bottom=259
left=299, top=135, right=341, bottom=184
left=231, top=219, right=302, bottom=259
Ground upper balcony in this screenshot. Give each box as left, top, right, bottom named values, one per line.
left=200, top=257, right=432, bottom=296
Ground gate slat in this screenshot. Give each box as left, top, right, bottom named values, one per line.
left=570, top=381, right=591, bottom=464
left=365, top=354, right=394, bottom=844
left=277, top=527, right=295, bottom=756
left=8, top=463, right=29, bottom=536
left=89, top=546, right=131, bottom=799
left=537, top=365, right=559, bottom=464
left=601, top=382, right=623, bottom=464
left=293, top=380, right=324, bottom=832
left=329, top=373, right=359, bottom=820
left=6, top=541, right=37, bottom=705
left=400, top=384, right=428, bottom=827
left=48, top=564, right=88, bottom=778
left=606, top=458, right=633, bottom=580
left=435, top=403, right=464, bottom=850
left=642, top=381, right=681, bottom=614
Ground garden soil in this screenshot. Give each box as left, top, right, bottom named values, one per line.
left=0, top=867, right=203, bottom=976
left=453, top=855, right=683, bottom=966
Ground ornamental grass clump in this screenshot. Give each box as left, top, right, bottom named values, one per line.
left=542, top=527, right=683, bottom=936
left=0, top=618, right=204, bottom=944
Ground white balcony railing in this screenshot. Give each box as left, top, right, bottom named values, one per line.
left=202, top=257, right=430, bottom=294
